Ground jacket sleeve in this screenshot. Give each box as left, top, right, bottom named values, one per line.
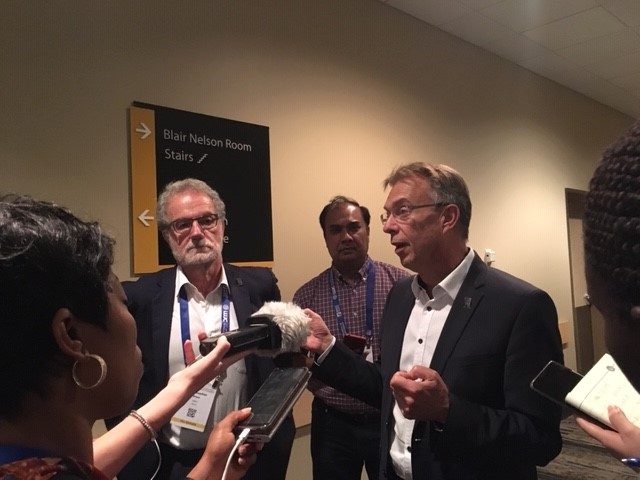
left=312, top=341, right=384, bottom=409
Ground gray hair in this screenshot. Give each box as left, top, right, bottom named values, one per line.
left=383, top=163, right=472, bottom=239
left=156, top=178, right=226, bottom=229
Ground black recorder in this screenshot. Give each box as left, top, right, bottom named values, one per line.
left=235, top=367, right=311, bottom=442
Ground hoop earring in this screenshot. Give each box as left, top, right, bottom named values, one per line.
left=72, top=353, right=107, bottom=389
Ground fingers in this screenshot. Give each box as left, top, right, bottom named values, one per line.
left=390, top=366, right=449, bottom=422
left=408, top=365, right=435, bottom=381
left=390, top=372, right=418, bottom=417
left=219, top=407, right=252, bottom=429
left=199, top=335, right=231, bottom=364
left=185, top=332, right=230, bottom=366
left=576, top=415, right=625, bottom=458
left=183, top=336, right=231, bottom=382
left=238, top=441, right=263, bottom=458
left=235, top=442, right=260, bottom=469
left=576, top=415, right=609, bottom=438
left=183, top=339, right=197, bottom=365
left=608, top=406, right=635, bottom=434
left=303, top=309, right=329, bottom=333
left=302, top=308, right=334, bottom=353
left=390, top=367, right=438, bottom=391
left=303, top=308, right=321, bottom=321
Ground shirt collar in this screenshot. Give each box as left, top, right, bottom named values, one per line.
left=332, top=256, right=372, bottom=283
left=411, top=248, right=475, bottom=301
left=176, top=265, right=229, bottom=300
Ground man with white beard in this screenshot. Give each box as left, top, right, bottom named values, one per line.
left=106, top=179, right=294, bottom=480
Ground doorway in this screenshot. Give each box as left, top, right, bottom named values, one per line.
left=566, top=188, right=607, bottom=374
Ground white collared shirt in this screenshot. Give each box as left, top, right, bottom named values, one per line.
left=163, top=266, right=247, bottom=450
left=390, top=248, right=475, bottom=479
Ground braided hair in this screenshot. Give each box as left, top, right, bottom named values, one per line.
left=584, top=121, right=640, bottom=311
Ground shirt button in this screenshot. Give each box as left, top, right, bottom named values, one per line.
left=418, top=339, right=423, bottom=344
left=407, top=446, right=412, bottom=452
left=426, top=306, right=432, bottom=311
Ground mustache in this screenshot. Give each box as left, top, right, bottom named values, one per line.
left=187, top=241, right=215, bottom=251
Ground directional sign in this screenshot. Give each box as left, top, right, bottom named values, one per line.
left=137, top=209, right=154, bottom=227
left=135, top=122, right=151, bottom=140
left=129, top=102, right=273, bottom=275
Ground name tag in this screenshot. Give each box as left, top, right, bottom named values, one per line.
left=171, top=383, right=216, bottom=432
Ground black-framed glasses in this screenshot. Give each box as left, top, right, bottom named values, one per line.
left=380, top=203, right=445, bottom=224
left=167, top=214, right=221, bottom=234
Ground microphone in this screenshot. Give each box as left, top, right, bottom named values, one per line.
left=199, top=301, right=310, bottom=358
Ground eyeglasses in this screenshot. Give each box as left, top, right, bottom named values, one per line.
left=380, top=203, right=445, bottom=224
left=166, top=214, right=221, bottom=234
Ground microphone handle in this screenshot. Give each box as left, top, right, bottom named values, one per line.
left=226, top=325, right=273, bottom=355
left=200, top=324, right=272, bottom=357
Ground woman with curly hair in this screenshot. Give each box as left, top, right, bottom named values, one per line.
left=0, top=195, right=258, bottom=480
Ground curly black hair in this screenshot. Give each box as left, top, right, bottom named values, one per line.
left=584, top=121, right=640, bottom=311
left=0, top=195, right=114, bottom=419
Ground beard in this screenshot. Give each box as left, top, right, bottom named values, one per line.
left=172, top=241, right=221, bottom=267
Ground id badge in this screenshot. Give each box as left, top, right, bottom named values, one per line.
left=171, top=383, right=216, bottom=432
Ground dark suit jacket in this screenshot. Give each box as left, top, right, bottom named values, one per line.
left=105, top=264, right=294, bottom=480
left=313, top=255, right=563, bottom=479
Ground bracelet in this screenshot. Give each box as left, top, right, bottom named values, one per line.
left=129, top=409, right=157, bottom=441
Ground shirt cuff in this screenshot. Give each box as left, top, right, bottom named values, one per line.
left=314, top=336, right=336, bottom=365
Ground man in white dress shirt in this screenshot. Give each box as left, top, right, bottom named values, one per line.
left=107, top=178, right=293, bottom=480
left=305, top=163, right=564, bottom=479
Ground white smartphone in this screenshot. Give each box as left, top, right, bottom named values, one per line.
left=235, top=367, right=311, bottom=442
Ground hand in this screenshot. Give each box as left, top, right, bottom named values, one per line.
left=390, top=365, right=449, bottom=423
left=189, top=408, right=263, bottom=480
left=576, top=405, right=640, bottom=459
left=302, top=308, right=334, bottom=355
left=167, top=336, right=250, bottom=402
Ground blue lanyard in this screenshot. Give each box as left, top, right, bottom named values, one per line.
left=329, top=262, right=375, bottom=338
left=179, top=284, right=230, bottom=365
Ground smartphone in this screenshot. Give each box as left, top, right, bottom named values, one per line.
left=235, top=367, right=311, bottom=442
left=530, top=360, right=607, bottom=427
left=530, top=361, right=583, bottom=407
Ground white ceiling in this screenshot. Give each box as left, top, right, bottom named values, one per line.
left=380, top=0, right=640, bottom=118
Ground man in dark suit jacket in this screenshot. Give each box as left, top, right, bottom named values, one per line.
left=305, top=163, right=563, bottom=479
left=107, top=179, right=294, bottom=480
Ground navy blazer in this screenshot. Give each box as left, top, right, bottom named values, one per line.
left=313, top=254, right=563, bottom=479
left=106, top=264, right=294, bottom=480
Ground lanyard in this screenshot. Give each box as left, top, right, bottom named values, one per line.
left=179, top=284, right=230, bottom=365
left=329, top=262, right=375, bottom=338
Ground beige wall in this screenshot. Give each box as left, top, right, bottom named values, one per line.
left=1, top=0, right=634, bottom=370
